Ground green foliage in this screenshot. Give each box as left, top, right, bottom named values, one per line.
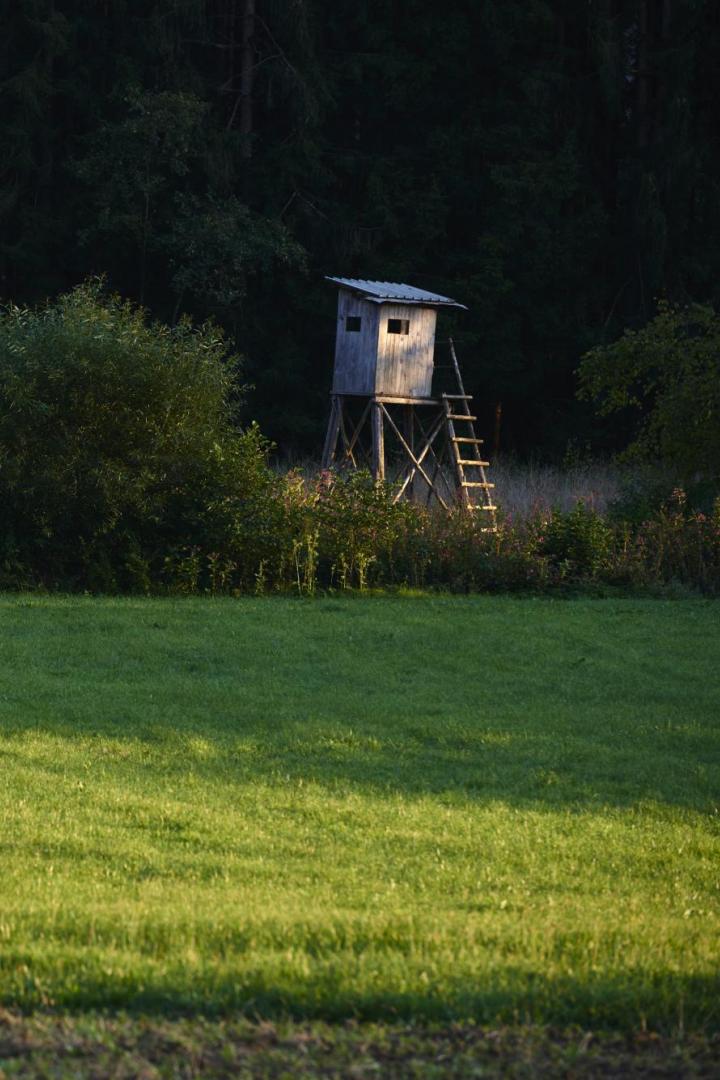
left=308, top=470, right=422, bottom=590
left=72, top=89, right=208, bottom=300
left=0, top=280, right=248, bottom=587
left=578, top=302, right=720, bottom=482
left=633, top=489, right=720, bottom=594
left=540, top=502, right=613, bottom=578
left=73, top=87, right=207, bottom=238
left=71, top=87, right=307, bottom=317
left=166, top=194, right=306, bottom=318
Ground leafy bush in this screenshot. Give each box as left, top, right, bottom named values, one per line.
left=310, top=471, right=423, bottom=590
left=578, top=301, right=720, bottom=485
left=539, top=502, right=613, bottom=578
left=0, top=280, right=257, bottom=588
left=631, top=489, right=720, bottom=594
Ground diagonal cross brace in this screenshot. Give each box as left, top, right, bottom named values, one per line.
left=380, top=404, right=449, bottom=510
left=339, top=398, right=372, bottom=467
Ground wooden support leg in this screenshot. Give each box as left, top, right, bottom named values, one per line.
left=372, top=400, right=385, bottom=482
left=404, top=405, right=414, bottom=499
left=321, top=396, right=341, bottom=469
left=493, top=400, right=502, bottom=457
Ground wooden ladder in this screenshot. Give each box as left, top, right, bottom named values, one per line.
left=442, top=339, right=497, bottom=528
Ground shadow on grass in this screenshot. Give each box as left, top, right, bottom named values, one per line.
left=3, top=966, right=718, bottom=1033
left=1, top=593, right=718, bottom=811
left=2, top=718, right=717, bottom=813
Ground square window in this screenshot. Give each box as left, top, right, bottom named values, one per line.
left=345, top=315, right=362, bottom=332
left=387, top=318, right=410, bottom=335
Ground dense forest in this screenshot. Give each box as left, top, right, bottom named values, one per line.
left=2, top=1, right=719, bottom=457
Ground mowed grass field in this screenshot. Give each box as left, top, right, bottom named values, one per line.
left=0, top=594, right=718, bottom=1039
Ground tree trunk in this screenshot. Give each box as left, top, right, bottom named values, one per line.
left=637, top=0, right=650, bottom=148
left=239, top=0, right=255, bottom=158
left=636, top=0, right=673, bottom=150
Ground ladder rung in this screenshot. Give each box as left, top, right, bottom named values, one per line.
left=451, top=436, right=484, bottom=444
left=441, top=393, right=473, bottom=400
left=461, top=481, right=494, bottom=487
left=457, top=459, right=491, bottom=467
left=446, top=413, right=477, bottom=421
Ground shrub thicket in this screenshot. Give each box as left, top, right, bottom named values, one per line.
left=0, top=281, right=262, bottom=590
left=1, top=284, right=719, bottom=596
left=578, top=301, right=720, bottom=486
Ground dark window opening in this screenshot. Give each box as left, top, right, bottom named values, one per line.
left=387, top=318, right=410, bottom=335
left=345, top=316, right=362, bottom=332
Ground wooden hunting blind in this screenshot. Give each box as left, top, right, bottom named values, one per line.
left=322, top=277, right=497, bottom=522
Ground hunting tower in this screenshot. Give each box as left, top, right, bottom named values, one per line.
left=322, top=277, right=496, bottom=522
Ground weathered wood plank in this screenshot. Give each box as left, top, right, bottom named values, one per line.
left=332, top=294, right=380, bottom=395
left=321, top=396, right=340, bottom=468
left=375, top=304, right=437, bottom=397
left=375, top=395, right=439, bottom=405
left=372, top=401, right=385, bottom=481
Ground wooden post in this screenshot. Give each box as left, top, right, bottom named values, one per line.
left=372, top=399, right=385, bottom=482
left=493, top=401, right=502, bottom=457
left=404, top=404, right=414, bottom=499
left=321, top=396, right=341, bottom=469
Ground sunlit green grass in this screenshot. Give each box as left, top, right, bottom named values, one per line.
left=0, top=594, right=718, bottom=1030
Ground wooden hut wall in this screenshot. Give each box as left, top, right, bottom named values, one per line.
left=332, top=294, right=380, bottom=395
left=375, top=304, right=436, bottom=398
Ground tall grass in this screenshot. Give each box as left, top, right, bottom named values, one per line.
left=278, top=454, right=622, bottom=519
left=490, top=457, right=621, bottom=519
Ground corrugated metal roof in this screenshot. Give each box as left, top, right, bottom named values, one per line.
left=325, top=276, right=467, bottom=309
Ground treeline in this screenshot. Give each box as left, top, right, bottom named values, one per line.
left=2, top=1, right=720, bottom=456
